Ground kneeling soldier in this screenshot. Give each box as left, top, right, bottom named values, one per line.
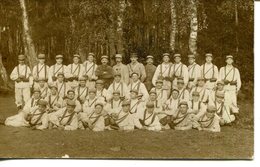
left=139, top=101, right=161, bottom=131
left=75, top=77, right=89, bottom=105
left=188, top=91, right=207, bottom=119
left=192, top=105, right=221, bottom=132
left=49, top=100, right=78, bottom=130
left=45, top=84, right=63, bottom=113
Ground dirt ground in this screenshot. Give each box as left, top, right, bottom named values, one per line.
left=0, top=95, right=254, bottom=159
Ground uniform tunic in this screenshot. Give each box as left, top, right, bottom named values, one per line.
left=82, top=61, right=98, bottom=88
left=128, top=80, right=149, bottom=101
left=139, top=109, right=161, bottom=131
left=104, top=99, right=122, bottom=115
left=171, top=62, right=189, bottom=87
left=62, top=99, right=82, bottom=113
left=190, top=86, right=210, bottom=103
left=113, top=63, right=130, bottom=84
left=193, top=113, right=221, bottom=132
left=44, top=94, right=63, bottom=112
left=114, top=110, right=135, bottom=130
left=48, top=64, right=66, bottom=83
left=214, top=101, right=235, bottom=124
left=81, top=110, right=105, bottom=131
left=107, top=81, right=130, bottom=101
left=187, top=100, right=207, bottom=119
left=127, top=62, right=146, bottom=82
left=144, top=64, right=156, bottom=91
left=38, top=85, right=49, bottom=99
left=187, top=63, right=201, bottom=91
left=96, top=88, right=108, bottom=102
left=150, top=87, right=168, bottom=104
left=172, top=110, right=193, bottom=130
left=95, top=64, right=114, bottom=88
left=200, top=63, right=218, bottom=90
left=177, top=88, right=190, bottom=102
left=56, top=81, right=69, bottom=99
left=32, top=63, right=49, bottom=81
left=75, top=86, right=89, bottom=104
left=65, top=63, right=84, bottom=88
left=27, top=106, right=49, bottom=130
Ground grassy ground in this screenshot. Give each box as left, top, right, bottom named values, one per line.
left=0, top=95, right=254, bottom=159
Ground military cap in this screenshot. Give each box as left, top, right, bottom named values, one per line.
left=78, top=77, right=87, bottom=81
left=96, top=79, right=104, bottom=84
left=149, top=89, right=157, bottom=95
left=113, top=90, right=120, bottom=95
left=88, top=88, right=97, bottom=93
left=122, top=100, right=130, bottom=106
left=146, top=101, right=155, bottom=108
left=55, top=55, right=63, bottom=59
left=215, top=91, right=225, bottom=98
left=130, top=72, right=139, bottom=77
left=18, top=54, right=25, bottom=60
left=33, top=88, right=41, bottom=93
left=156, top=79, right=164, bottom=84
left=38, top=54, right=45, bottom=59
left=73, top=54, right=80, bottom=58
left=37, top=99, right=48, bottom=106
left=177, top=77, right=184, bottom=84
left=174, top=53, right=181, bottom=58
left=163, top=53, right=170, bottom=57
left=115, top=54, right=122, bottom=58
left=192, top=91, right=200, bottom=96
left=114, top=72, right=121, bottom=77
left=172, top=87, right=179, bottom=93
left=88, top=53, right=95, bottom=57
left=179, top=101, right=188, bottom=106
left=95, top=101, right=104, bottom=107
left=130, top=89, right=139, bottom=94
left=197, top=77, right=205, bottom=82
left=49, top=83, right=58, bottom=90
left=57, top=72, right=64, bottom=77
left=188, top=54, right=195, bottom=59
left=130, top=53, right=138, bottom=57
left=226, top=55, right=233, bottom=59
left=67, top=100, right=76, bottom=106
left=101, top=55, right=109, bottom=60
left=205, top=53, right=213, bottom=57
left=217, top=80, right=225, bottom=85
left=67, top=89, right=75, bottom=94
left=207, top=105, right=217, bottom=113
left=146, top=55, right=153, bottom=59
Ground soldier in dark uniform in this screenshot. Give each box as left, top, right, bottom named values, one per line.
left=144, top=55, right=156, bottom=91
left=95, top=55, right=114, bottom=89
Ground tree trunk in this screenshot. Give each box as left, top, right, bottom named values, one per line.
left=0, top=54, right=8, bottom=87
left=235, top=0, right=239, bottom=55
left=19, top=0, right=37, bottom=69
left=170, top=0, right=177, bottom=52
left=116, top=0, right=126, bottom=55
left=107, top=27, right=116, bottom=66
left=188, top=0, right=198, bottom=55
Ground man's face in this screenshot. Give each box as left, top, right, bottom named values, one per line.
left=174, top=57, right=181, bottom=63
left=163, top=56, right=170, bottom=63
left=67, top=92, right=75, bottom=99
left=73, top=57, right=80, bottom=64
left=88, top=56, right=94, bottom=62
left=38, top=59, right=45, bottom=64
left=95, top=105, right=103, bottom=114
left=217, top=84, right=224, bottom=91
left=226, top=58, right=233, bottom=65
left=96, top=84, right=103, bottom=90
left=89, top=92, right=96, bottom=99
left=206, top=112, right=214, bottom=118
left=56, top=58, right=63, bottom=64
left=34, top=92, right=40, bottom=99
left=146, top=58, right=153, bottom=65
left=216, top=97, right=224, bottom=103
left=192, top=95, right=200, bottom=102
left=101, top=58, right=108, bottom=65
left=79, top=81, right=86, bottom=87
left=57, top=75, right=64, bottom=82
left=122, top=105, right=130, bottom=113
left=188, top=58, right=195, bottom=65
left=67, top=105, right=75, bottom=113
left=39, top=81, right=45, bottom=88
left=132, top=74, right=139, bottom=82
left=130, top=57, right=138, bottom=63
left=130, top=92, right=137, bottom=99
left=149, top=94, right=157, bottom=101
left=51, top=88, right=57, bottom=95
left=19, top=60, right=25, bottom=65
left=156, top=82, right=163, bottom=89
left=114, top=76, right=121, bottom=82
left=177, top=82, right=184, bottom=89
left=115, top=57, right=122, bottom=63
left=38, top=105, right=46, bottom=112
left=113, top=94, right=120, bottom=101
left=206, top=56, right=212, bottom=63
left=179, top=105, right=188, bottom=114
left=171, top=91, right=179, bottom=99
left=198, top=80, right=205, bottom=87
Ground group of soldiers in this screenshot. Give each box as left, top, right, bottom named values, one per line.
left=2, top=52, right=241, bottom=132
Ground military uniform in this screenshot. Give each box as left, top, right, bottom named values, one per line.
left=150, top=87, right=168, bottom=105
left=104, top=91, right=123, bottom=115
left=127, top=53, right=146, bottom=82
left=190, top=78, right=210, bottom=103
left=75, top=77, right=89, bottom=104
left=187, top=91, right=207, bottom=119
left=44, top=84, right=63, bottom=113
left=171, top=54, right=189, bottom=87
left=113, top=54, right=130, bottom=84
left=128, top=76, right=149, bottom=101
left=187, top=55, right=201, bottom=91
left=48, top=55, right=66, bottom=83
left=10, top=55, right=33, bottom=108
left=55, top=73, right=69, bottom=99
left=82, top=88, right=99, bottom=115
left=82, top=53, right=98, bottom=89
left=32, top=54, right=49, bottom=87
left=144, top=55, right=156, bottom=91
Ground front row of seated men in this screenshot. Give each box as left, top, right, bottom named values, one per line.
left=3, top=85, right=235, bottom=132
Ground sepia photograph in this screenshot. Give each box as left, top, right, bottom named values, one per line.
left=0, top=0, right=254, bottom=159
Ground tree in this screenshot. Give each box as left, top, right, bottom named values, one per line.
left=170, top=0, right=177, bottom=52
left=188, top=0, right=198, bottom=55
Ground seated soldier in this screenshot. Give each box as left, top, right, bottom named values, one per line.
left=44, top=84, right=63, bottom=113
left=139, top=101, right=161, bottom=131
left=23, top=88, right=42, bottom=112
left=107, top=73, right=130, bottom=101
left=62, top=89, right=82, bottom=113
left=190, top=77, right=210, bottom=103
left=172, top=101, right=193, bottom=131
left=26, top=99, right=49, bottom=130
left=35, top=78, right=49, bottom=99
left=192, top=105, right=221, bottom=132
left=147, top=89, right=163, bottom=114
left=176, top=77, right=189, bottom=101
left=150, top=79, right=168, bottom=104
left=211, top=91, right=235, bottom=125
left=55, top=72, right=70, bottom=99
left=158, top=88, right=180, bottom=129
left=82, top=88, right=99, bottom=116
left=129, top=89, right=145, bottom=120
left=104, top=90, right=123, bottom=116
left=80, top=102, right=105, bottom=132
left=95, top=79, right=108, bottom=102
left=75, top=76, right=89, bottom=105
left=49, top=100, right=78, bottom=130
left=210, top=80, right=225, bottom=103
left=188, top=91, right=207, bottom=119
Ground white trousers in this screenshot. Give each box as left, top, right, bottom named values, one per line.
left=15, top=87, right=31, bottom=107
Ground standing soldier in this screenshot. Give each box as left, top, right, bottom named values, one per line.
left=65, top=54, right=84, bottom=89
left=10, top=54, right=33, bottom=110
left=95, top=55, right=114, bottom=89
left=127, top=53, right=146, bottom=82
left=218, top=55, right=241, bottom=110
left=48, top=55, right=66, bottom=84
left=144, top=55, right=156, bottom=92
left=187, top=54, right=201, bottom=92
left=200, top=53, right=218, bottom=93
left=32, top=54, right=49, bottom=88
left=152, top=53, right=173, bottom=98
left=113, top=54, right=129, bottom=84
left=82, top=53, right=98, bottom=89
left=171, top=53, right=189, bottom=88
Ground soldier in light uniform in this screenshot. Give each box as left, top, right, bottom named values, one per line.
left=150, top=79, right=168, bottom=105
left=82, top=53, right=98, bottom=89
left=55, top=72, right=69, bottom=99
left=176, top=78, right=189, bottom=102
left=107, top=73, right=130, bottom=101
left=10, top=54, right=33, bottom=110
left=144, top=55, right=156, bottom=91
left=48, top=55, right=66, bottom=84
left=218, top=55, right=241, bottom=111
left=95, top=55, right=114, bottom=88
left=65, top=54, right=84, bottom=89
left=104, top=90, right=123, bottom=116
left=128, top=72, right=149, bottom=101
left=62, top=89, right=82, bottom=113
left=210, top=80, right=225, bottom=104
left=147, top=90, right=163, bottom=114
left=190, top=77, right=210, bottom=103
left=75, top=77, right=89, bottom=105
left=200, top=53, right=218, bottom=92
left=49, top=100, right=78, bottom=130
left=113, top=54, right=129, bottom=84
left=82, top=88, right=99, bottom=116
left=127, top=53, right=146, bottom=82
left=44, top=84, right=63, bottom=113
left=36, top=78, right=49, bottom=99
left=171, top=53, right=189, bottom=88
left=95, top=79, right=108, bottom=102
left=187, top=54, right=201, bottom=92
left=152, top=53, right=173, bottom=97
left=32, top=54, right=49, bottom=88
left=188, top=91, right=207, bottom=119
left=192, top=105, right=221, bottom=132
